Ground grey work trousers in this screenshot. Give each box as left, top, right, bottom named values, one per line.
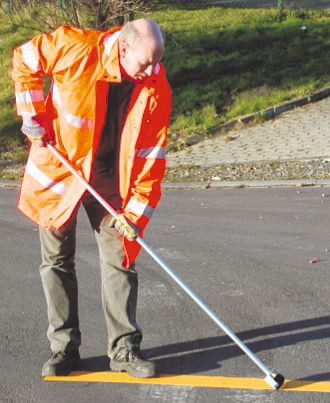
left=39, top=194, right=142, bottom=358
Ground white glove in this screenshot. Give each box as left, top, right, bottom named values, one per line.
left=21, top=112, right=49, bottom=147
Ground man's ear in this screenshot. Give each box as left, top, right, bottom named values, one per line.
left=119, top=41, right=128, bottom=60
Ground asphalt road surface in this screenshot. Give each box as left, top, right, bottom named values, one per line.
left=1, top=186, right=329, bottom=402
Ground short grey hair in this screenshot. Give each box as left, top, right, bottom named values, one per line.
left=119, top=20, right=165, bottom=48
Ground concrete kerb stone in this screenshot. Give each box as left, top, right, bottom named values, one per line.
left=238, top=87, right=330, bottom=123
left=0, top=180, right=20, bottom=188
left=184, top=86, right=330, bottom=147
left=2, top=179, right=330, bottom=192
left=162, top=179, right=330, bottom=190
left=310, top=87, right=330, bottom=102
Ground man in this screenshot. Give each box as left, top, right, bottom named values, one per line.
left=12, top=19, right=171, bottom=378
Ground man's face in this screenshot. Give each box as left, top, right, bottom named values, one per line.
left=119, top=39, right=163, bottom=82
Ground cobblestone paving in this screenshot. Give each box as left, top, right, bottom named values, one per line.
left=167, top=97, right=330, bottom=168
left=2, top=94, right=330, bottom=183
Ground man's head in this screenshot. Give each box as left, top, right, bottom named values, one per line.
left=118, top=19, right=164, bottom=82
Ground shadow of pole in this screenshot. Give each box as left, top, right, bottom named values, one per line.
left=78, top=316, right=330, bottom=382
left=142, top=315, right=330, bottom=377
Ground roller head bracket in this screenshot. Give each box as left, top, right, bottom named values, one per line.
left=264, top=373, right=285, bottom=389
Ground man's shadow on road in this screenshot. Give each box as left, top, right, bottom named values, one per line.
left=79, top=315, right=330, bottom=383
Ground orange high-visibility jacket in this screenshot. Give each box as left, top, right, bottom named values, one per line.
left=12, top=25, right=172, bottom=267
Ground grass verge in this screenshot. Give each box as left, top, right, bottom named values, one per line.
left=155, top=5, right=330, bottom=146
left=1, top=4, right=330, bottom=180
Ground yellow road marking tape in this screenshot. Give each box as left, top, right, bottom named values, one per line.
left=44, top=372, right=330, bottom=393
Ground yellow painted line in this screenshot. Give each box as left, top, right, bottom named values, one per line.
left=44, top=372, right=330, bottom=393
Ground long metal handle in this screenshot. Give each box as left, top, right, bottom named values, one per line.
left=47, top=143, right=284, bottom=389
left=137, top=236, right=275, bottom=378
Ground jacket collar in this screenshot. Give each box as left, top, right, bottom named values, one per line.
left=100, top=28, right=122, bottom=83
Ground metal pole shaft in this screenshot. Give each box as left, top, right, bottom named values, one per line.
left=47, top=143, right=274, bottom=379
left=47, top=144, right=119, bottom=219
left=136, top=236, right=273, bottom=378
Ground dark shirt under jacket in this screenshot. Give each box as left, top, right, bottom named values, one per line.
left=85, top=79, right=135, bottom=211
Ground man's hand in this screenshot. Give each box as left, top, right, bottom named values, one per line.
left=110, top=214, right=140, bottom=241
left=21, top=113, right=50, bottom=147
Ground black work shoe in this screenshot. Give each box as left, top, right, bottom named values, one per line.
left=110, top=347, right=157, bottom=378
left=41, top=350, right=81, bottom=377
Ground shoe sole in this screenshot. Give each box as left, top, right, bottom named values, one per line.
left=110, top=361, right=157, bottom=378
left=42, top=358, right=81, bottom=377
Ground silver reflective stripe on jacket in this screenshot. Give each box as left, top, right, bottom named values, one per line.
left=125, top=198, right=154, bottom=218
left=136, top=147, right=166, bottom=159
left=15, top=89, right=44, bottom=104
left=64, top=113, right=94, bottom=130
left=21, top=41, right=40, bottom=72
left=26, top=159, right=66, bottom=195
